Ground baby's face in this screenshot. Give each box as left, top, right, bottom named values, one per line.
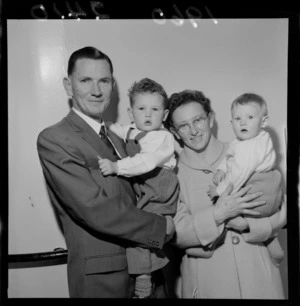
left=231, top=103, right=266, bottom=141
left=128, top=93, right=168, bottom=132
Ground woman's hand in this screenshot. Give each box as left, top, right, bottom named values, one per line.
left=213, top=184, right=265, bottom=226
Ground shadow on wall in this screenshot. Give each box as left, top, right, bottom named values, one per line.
left=212, top=120, right=218, bottom=140
left=266, top=126, right=286, bottom=190
left=103, top=80, right=120, bottom=123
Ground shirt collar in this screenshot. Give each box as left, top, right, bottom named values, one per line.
left=179, top=135, right=228, bottom=171
left=72, top=107, right=105, bottom=134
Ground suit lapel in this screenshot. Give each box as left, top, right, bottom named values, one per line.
left=66, top=110, right=135, bottom=199
left=66, top=110, right=128, bottom=159
left=66, top=110, right=111, bottom=159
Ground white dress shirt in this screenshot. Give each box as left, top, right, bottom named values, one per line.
left=72, top=107, right=121, bottom=158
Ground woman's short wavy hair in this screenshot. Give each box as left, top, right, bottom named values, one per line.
left=166, top=90, right=213, bottom=128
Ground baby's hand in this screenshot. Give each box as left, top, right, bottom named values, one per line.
left=225, top=216, right=249, bottom=233
left=98, top=157, right=117, bottom=176
left=213, top=170, right=226, bottom=186
left=207, top=184, right=219, bottom=201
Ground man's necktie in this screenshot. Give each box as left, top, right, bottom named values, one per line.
left=99, top=126, right=119, bottom=160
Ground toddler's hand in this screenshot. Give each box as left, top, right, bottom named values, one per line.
left=98, top=157, right=117, bottom=176
left=225, top=216, right=249, bottom=233
left=213, top=170, right=226, bottom=186
left=207, top=184, right=219, bottom=201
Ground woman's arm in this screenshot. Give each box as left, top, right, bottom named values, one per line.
left=173, top=184, right=266, bottom=249
left=242, top=195, right=286, bottom=243
left=173, top=192, right=223, bottom=248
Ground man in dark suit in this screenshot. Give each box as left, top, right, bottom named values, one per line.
left=37, top=46, right=175, bottom=298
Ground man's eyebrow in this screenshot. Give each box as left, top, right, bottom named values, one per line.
left=100, top=76, right=113, bottom=80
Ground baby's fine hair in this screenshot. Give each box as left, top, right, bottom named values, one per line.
left=128, top=78, right=168, bottom=109
left=231, top=93, right=268, bottom=116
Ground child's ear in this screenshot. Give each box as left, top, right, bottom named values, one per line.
left=127, top=107, right=134, bottom=123
left=163, top=109, right=169, bottom=122
left=261, top=116, right=269, bottom=128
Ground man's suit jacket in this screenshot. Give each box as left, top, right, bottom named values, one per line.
left=37, top=110, right=167, bottom=297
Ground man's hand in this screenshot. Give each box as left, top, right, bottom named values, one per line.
left=98, top=157, right=117, bottom=176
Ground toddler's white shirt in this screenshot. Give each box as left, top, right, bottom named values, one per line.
left=216, top=130, right=276, bottom=195
left=109, top=123, right=176, bottom=177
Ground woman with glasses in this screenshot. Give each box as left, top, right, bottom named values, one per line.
left=166, top=90, right=286, bottom=299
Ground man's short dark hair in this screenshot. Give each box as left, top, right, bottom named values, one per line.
left=67, top=46, right=113, bottom=76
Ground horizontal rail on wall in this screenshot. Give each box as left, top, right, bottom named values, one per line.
left=8, top=248, right=67, bottom=269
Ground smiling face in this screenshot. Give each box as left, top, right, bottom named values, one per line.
left=63, top=58, right=114, bottom=122
left=171, top=101, right=214, bottom=152
left=128, top=93, right=169, bottom=132
left=231, top=102, right=267, bottom=141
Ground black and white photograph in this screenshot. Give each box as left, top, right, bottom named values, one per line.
left=1, top=1, right=299, bottom=303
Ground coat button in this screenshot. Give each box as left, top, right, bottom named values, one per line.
left=232, top=236, right=240, bottom=245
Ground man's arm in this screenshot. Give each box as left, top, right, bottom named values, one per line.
left=37, top=127, right=168, bottom=249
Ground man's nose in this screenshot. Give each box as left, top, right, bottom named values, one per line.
left=91, top=82, right=102, bottom=96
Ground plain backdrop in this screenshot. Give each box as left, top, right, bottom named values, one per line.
left=7, top=19, right=288, bottom=297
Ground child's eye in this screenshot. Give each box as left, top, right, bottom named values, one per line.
left=153, top=108, right=158, bottom=111
left=248, top=116, right=253, bottom=119
left=235, top=117, right=240, bottom=121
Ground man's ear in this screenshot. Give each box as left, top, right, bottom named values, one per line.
left=261, top=115, right=269, bottom=128
left=127, top=107, right=134, bottom=123
left=63, top=77, right=73, bottom=97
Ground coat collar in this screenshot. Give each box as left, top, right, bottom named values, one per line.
left=179, top=135, right=228, bottom=171
left=66, top=110, right=128, bottom=159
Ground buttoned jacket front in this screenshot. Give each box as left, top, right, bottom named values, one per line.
left=173, top=135, right=286, bottom=299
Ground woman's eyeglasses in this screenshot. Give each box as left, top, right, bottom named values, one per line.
left=175, top=114, right=209, bottom=134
